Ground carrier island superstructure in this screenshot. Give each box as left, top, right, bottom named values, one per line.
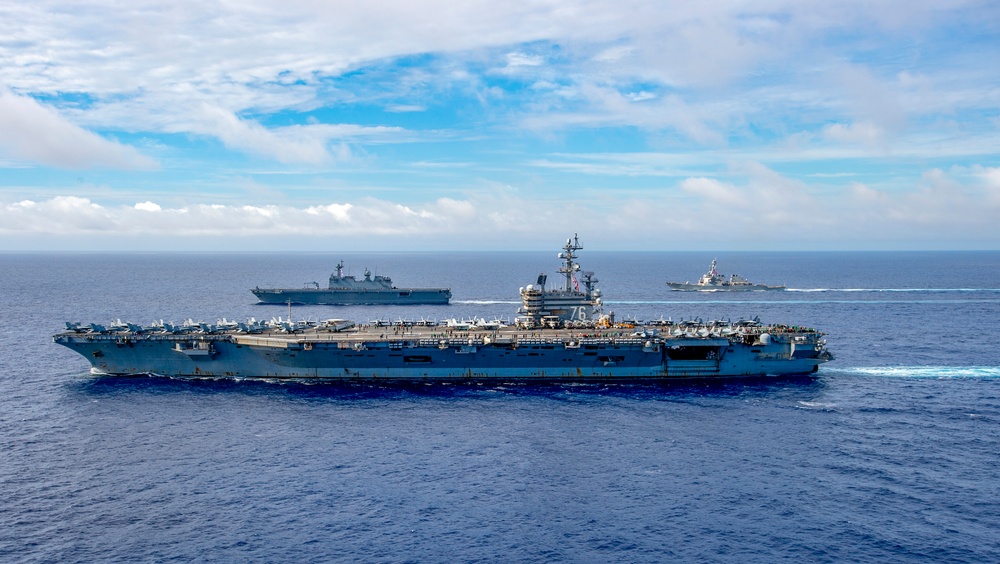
left=54, top=236, right=832, bottom=381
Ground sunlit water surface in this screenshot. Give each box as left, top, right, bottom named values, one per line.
left=2, top=251, right=998, bottom=561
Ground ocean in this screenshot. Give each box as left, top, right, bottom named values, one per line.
left=2, top=250, right=998, bottom=562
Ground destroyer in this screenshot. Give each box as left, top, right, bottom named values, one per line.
left=666, top=259, right=785, bottom=291
left=54, top=236, right=830, bottom=380
left=252, top=261, right=451, bottom=305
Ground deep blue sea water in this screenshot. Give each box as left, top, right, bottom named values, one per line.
left=1, top=251, right=999, bottom=562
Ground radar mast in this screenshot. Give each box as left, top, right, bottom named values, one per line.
left=557, top=233, right=583, bottom=291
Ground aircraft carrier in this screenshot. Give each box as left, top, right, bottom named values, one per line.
left=252, top=261, right=451, bottom=305
left=54, top=236, right=832, bottom=381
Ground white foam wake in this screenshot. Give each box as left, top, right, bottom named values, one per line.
left=788, top=288, right=1000, bottom=293
left=839, top=366, right=1000, bottom=379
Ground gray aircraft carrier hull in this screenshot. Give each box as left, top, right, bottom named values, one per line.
left=54, top=324, right=831, bottom=381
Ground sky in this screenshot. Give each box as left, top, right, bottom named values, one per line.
left=1, top=0, right=999, bottom=251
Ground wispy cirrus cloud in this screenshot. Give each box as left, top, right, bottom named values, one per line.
left=5, top=1, right=995, bottom=140
left=0, top=1, right=998, bottom=249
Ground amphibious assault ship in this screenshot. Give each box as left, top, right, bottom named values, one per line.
left=252, top=261, right=451, bottom=305
left=54, top=236, right=831, bottom=381
left=666, top=259, right=785, bottom=291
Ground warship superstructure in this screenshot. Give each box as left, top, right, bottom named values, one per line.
left=666, top=259, right=785, bottom=291
left=54, top=237, right=831, bottom=381
left=252, top=261, right=451, bottom=305
left=517, top=235, right=602, bottom=327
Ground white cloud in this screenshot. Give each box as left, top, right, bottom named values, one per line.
left=0, top=1, right=998, bottom=251
left=626, top=91, right=656, bottom=102
left=0, top=195, right=489, bottom=238
left=823, top=122, right=885, bottom=147
left=306, top=203, right=353, bottom=222
left=680, top=162, right=820, bottom=227
left=831, top=64, right=907, bottom=134
left=169, top=105, right=410, bottom=164
left=385, top=104, right=427, bottom=113
left=520, top=86, right=725, bottom=145
left=134, top=201, right=161, bottom=211
left=849, top=182, right=886, bottom=204
left=2, top=196, right=111, bottom=232
left=506, top=52, right=544, bottom=67
left=672, top=162, right=1000, bottom=246
left=0, top=90, right=157, bottom=169
left=680, top=177, right=748, bottom=207
left=4, top=1, right=992, bottom=141
left=592, top=45, right=633, bottom=63
left=3, top=164, right=998, bottom=249
left=186, top=105, right=331, bottom=165
left=971, top=165, right=1000, bottom=206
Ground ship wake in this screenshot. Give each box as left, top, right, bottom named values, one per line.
left=837, top=366, right=1000, bottom=379
left=787, top=288, right=1000, bottom=293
